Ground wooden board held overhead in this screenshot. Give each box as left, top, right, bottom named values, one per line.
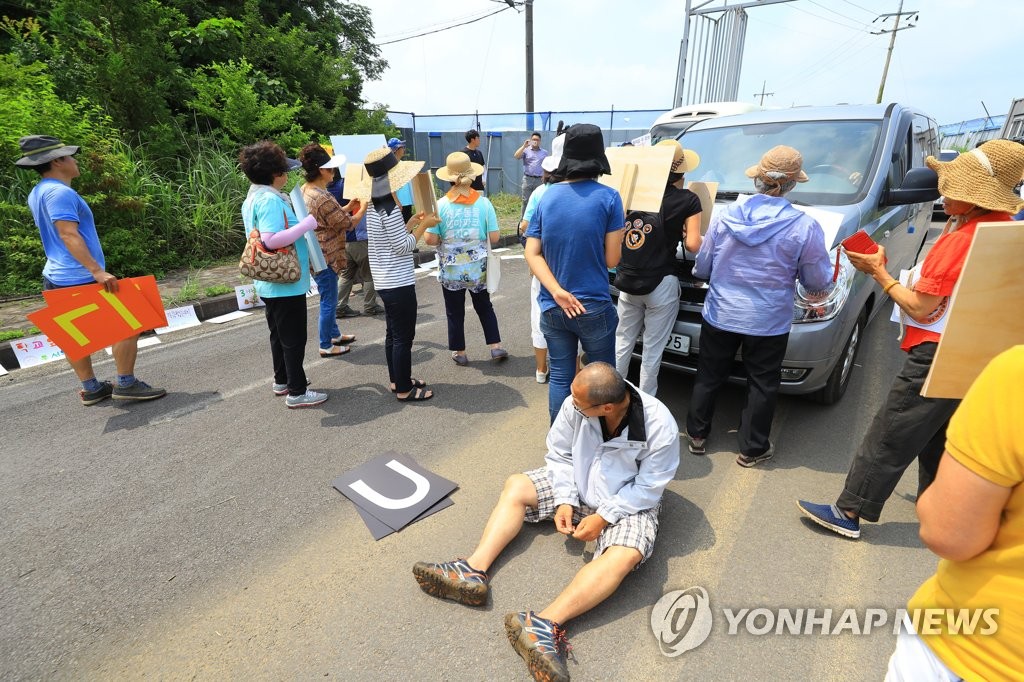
left=922, top=221, right=1024, bottom=399
left=598, top=145, right=675, bottom=213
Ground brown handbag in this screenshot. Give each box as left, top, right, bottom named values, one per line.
left=238, top=214, right=302, bottom=283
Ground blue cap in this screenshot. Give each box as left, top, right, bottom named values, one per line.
left=387, top=137, right=406, bottom=151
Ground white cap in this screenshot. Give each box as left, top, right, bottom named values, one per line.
left=320, top=154, right=347, bottom=169
left=541, top=134, right=565, bottom=173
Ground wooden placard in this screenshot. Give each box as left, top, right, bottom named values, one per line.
left=598, top=145, right=675, bottom=212
left=342, top=163, right=371, bottom=201
left=686, top=181, right=719, bottom=235
left=411, top=171, right=438, bottom=217
left=922, top=221, right=1024, bottom=399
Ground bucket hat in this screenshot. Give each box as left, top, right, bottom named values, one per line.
left=15, top=135, right=79, bottom=167
left=745, top=145, right=809, bottom=183
left=555, top=124, right=611, bottom=177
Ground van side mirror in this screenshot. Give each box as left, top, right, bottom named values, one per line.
left=887, top=167, right=940, bottom=206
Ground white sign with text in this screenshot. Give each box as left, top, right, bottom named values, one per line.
left=154, top=305, right=201, bottom=334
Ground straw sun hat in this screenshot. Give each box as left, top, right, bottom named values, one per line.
left=346, top=147, right=424, bottom=202
left=435, top=151, right=483, bottom=183
left=655, top=139, right=701, bottom=173
left=925, top=139, right=1024, bottom=215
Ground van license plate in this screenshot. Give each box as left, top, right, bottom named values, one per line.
left=666, top=333, right=691, bottom=354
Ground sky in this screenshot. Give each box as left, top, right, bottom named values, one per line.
left=361, top=0, right=1022, bottom=127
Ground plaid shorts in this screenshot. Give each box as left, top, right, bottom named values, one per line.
left=523, top=467, right=660, bottom=566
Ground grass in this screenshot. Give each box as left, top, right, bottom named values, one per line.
left=163, top=273, right=202, bottom=307
left=204, top=284, right=233, bottom=297
left=0, top=327, right=38, bottom=342
left=488, top=192, right=524, bottom=235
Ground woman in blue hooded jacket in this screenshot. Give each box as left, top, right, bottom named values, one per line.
left=683, top=145, right=833, bottom=467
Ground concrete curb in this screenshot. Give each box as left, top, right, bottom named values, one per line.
left=0, top=236, right=523, bottom=373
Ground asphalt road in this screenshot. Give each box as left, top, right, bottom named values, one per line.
left=1, top=250, right=938, bottom=681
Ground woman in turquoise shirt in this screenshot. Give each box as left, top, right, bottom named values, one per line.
left=424, top=152, right=507, bottom=366
left=239, top=141, right=325, bottom=409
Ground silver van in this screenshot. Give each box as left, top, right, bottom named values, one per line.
left=620, top=103, right=940, bottom=404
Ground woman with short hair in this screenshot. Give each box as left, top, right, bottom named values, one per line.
left=239, top=140, right=326, bottom=409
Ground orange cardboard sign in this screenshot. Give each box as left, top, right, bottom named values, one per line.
left=29, top=277, right=168, bottom=361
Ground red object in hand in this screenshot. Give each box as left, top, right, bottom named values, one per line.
left=834, top=230, right=880, bottom=281
left=841, top=230, right=879, bottom=254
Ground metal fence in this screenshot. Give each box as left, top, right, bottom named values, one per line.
left=386, top=109, right=661, bottom=196
left=938, top=115, right=1006, bottom=150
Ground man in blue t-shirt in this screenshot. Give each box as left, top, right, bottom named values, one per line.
left=15, top=135, right=166, bottom=405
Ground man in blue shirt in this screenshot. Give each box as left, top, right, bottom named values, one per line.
left=388, top=138, right=415, bottom=223
left=514, top=131, right=549, bottom=216
left=16, top=135, right=166, bottom=405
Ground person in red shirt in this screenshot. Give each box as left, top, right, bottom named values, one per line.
left=798, top=139, right=1024, bottom=539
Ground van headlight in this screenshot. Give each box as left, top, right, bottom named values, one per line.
left=792, top=250, right=853, bottom=323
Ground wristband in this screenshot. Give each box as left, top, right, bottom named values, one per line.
left=882, top=280, right=899, bottom=295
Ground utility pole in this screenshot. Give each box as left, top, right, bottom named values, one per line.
left=525, top=0, right=534, bottom=113
left=872, top=0, right=918, bottom=104
left=754, top=81, right=773, bottom=106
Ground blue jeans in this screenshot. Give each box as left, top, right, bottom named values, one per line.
left=540, top=300, right=618, bottom=423
left=313, top=269, right=341, bottom=350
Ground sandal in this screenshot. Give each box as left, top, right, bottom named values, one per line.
left=319, top=345, right=351, bottom=357
left=396, top=387, right=433, bottom=402
left=390, top=378, right=427, bottom=393
left=332, top=334, right=356, bottom=345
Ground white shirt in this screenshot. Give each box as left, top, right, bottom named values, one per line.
left=544, top=384, right=680, bottom=524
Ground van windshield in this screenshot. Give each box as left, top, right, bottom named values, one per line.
left=679, top=120, right=882, bottom=206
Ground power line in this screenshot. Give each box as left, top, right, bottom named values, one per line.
left=774, top=31, right=876, bottom=91
left=789, top=3, right=870, bottom=31
left=805, top=0, right=873, bottom=28
left=838, top=0, right=878, bottom=15
left=377, top=6, right=512, bottom=46
left=377, top=9, right=500, bottom=42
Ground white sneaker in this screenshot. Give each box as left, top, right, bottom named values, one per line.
left=535, top=369, right=549, bottom=384
left=285, top=390, right=328, bottom=408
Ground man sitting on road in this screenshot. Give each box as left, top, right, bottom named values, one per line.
left=412, top=362, right=680, bottom=682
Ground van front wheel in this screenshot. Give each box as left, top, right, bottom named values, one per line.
left=809, top=309, right=865, bottom=405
